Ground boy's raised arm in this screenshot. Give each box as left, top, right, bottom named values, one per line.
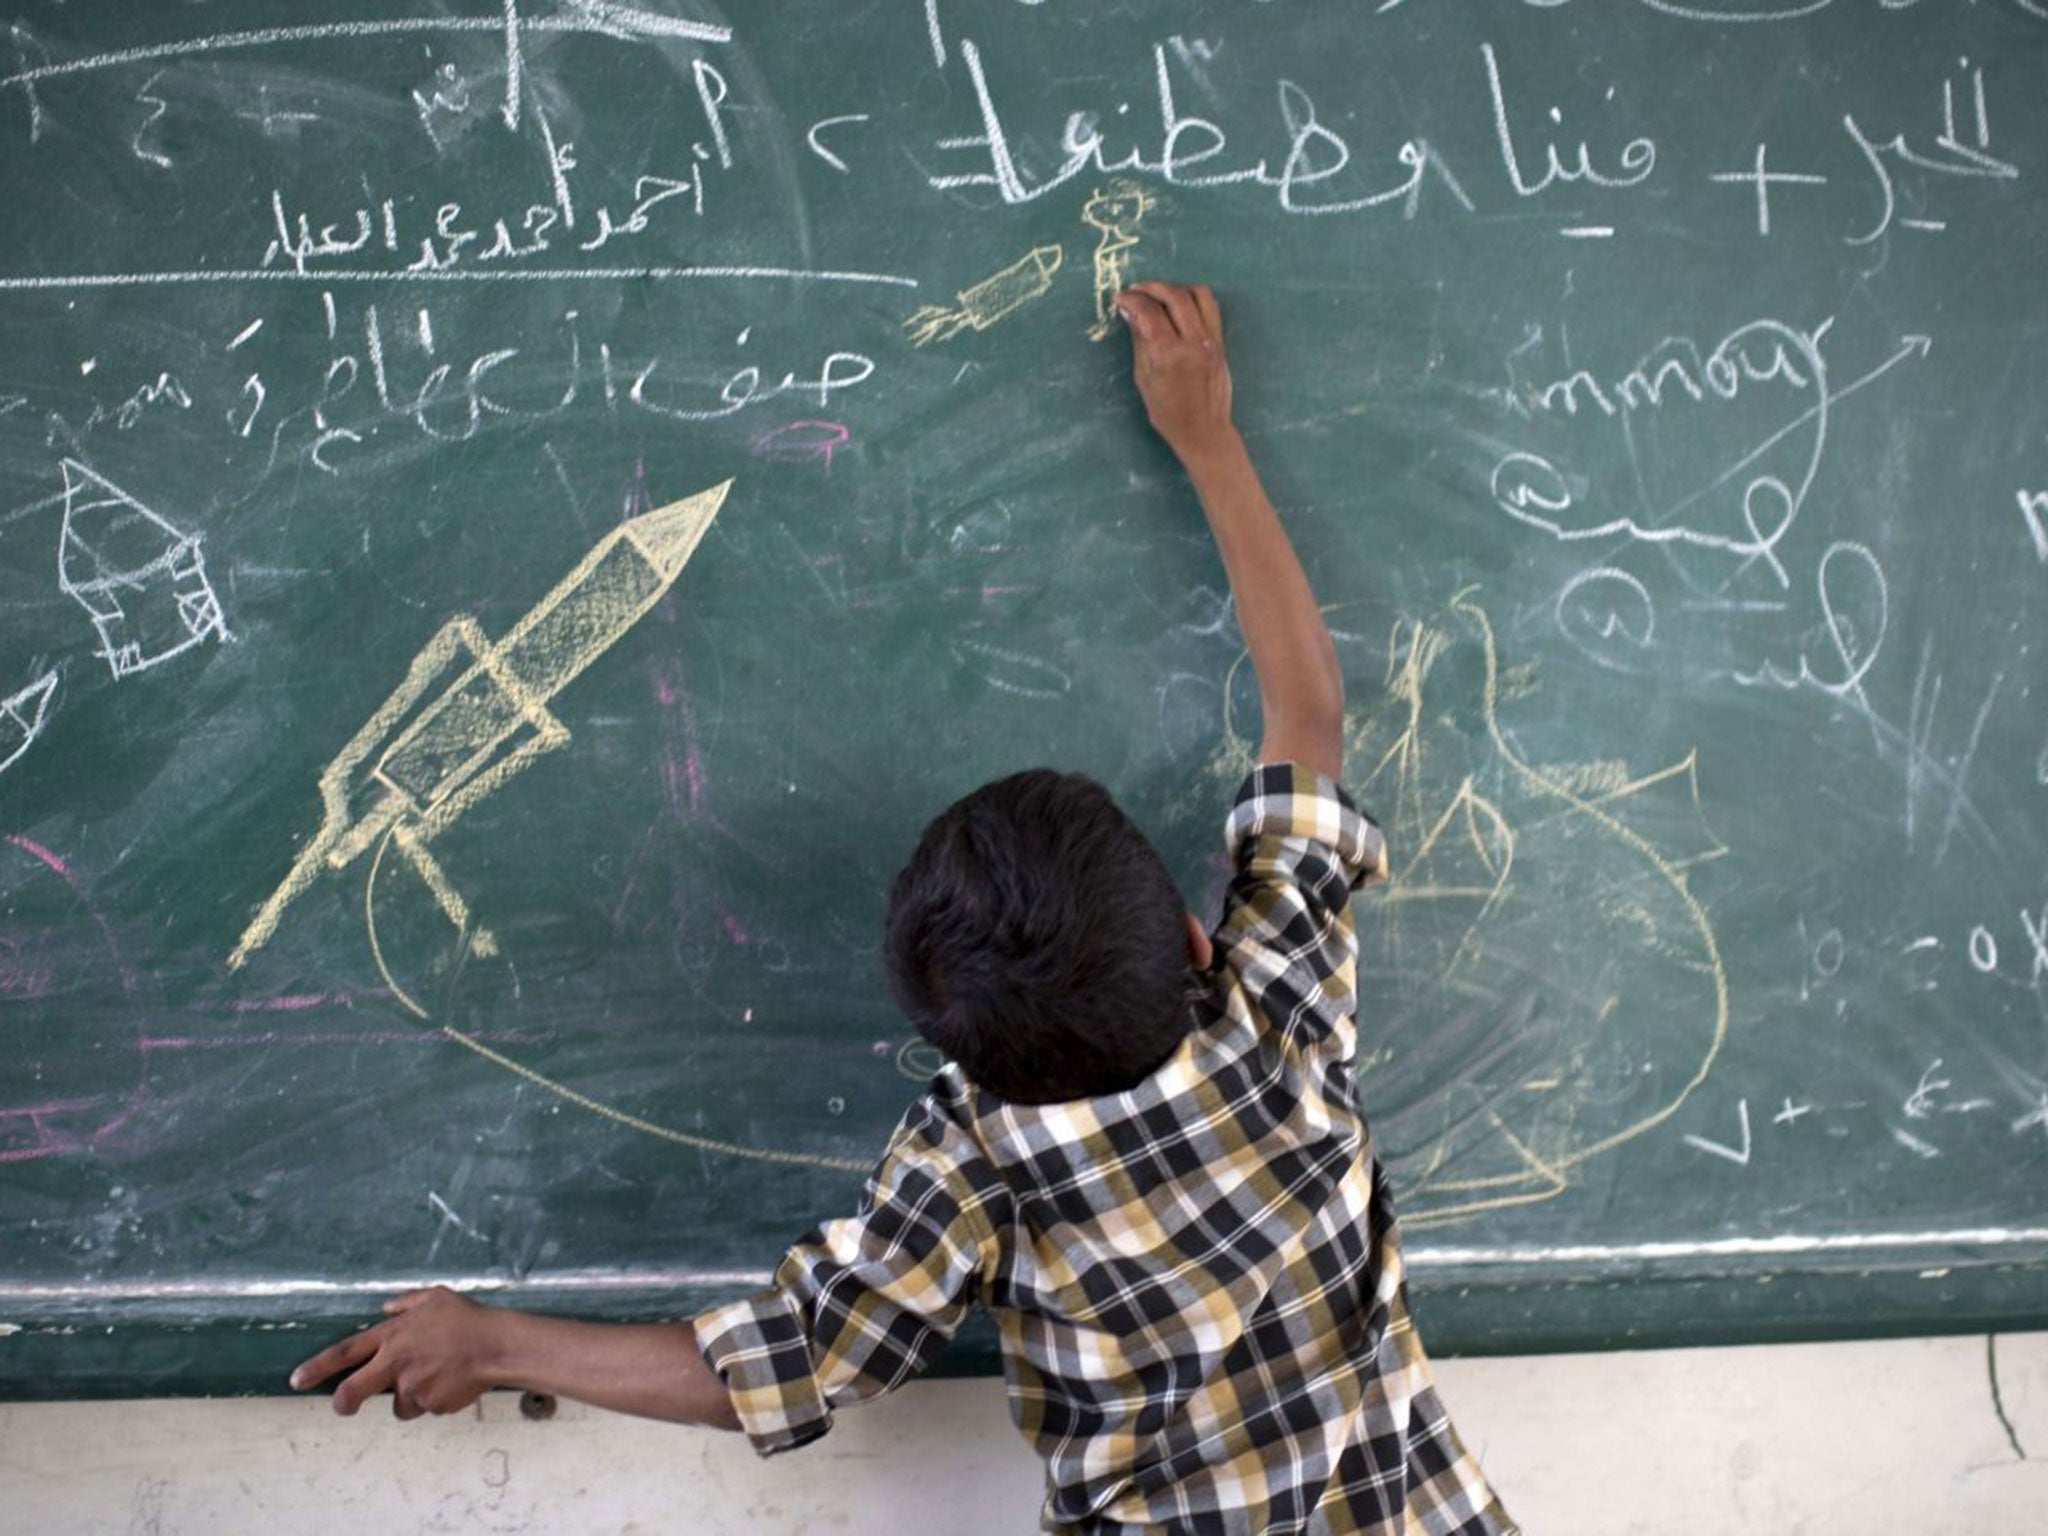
left=1119, top=281, right=1344, bottom=782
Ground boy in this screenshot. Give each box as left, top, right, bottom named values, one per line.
left=291, top=282, right=1517, bottom=1535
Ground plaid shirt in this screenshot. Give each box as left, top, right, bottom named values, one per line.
left=694, top=764, right=1517, bottom=1534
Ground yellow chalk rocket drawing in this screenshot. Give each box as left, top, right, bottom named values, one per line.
left=904, top=244, right=1064, bottom=346
left=1082, top=179, right=1156, bottom=341
left=228, top=480, right=732, bottom=974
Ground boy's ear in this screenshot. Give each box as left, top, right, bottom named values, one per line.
left=1183, top=911, right=1214, bottom=972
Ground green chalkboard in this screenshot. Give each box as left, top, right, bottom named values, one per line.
left=4, top=1, right=2047, bottom=1398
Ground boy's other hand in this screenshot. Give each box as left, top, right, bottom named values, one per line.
left=1119, top=281, right=1236, bottom=468
left=289, top=1285, right=503, bottom=1419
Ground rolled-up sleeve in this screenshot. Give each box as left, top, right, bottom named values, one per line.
left=692, top=1094, right=1003, bottom=1456
left=1215, top=761, right=1387, bottom=1059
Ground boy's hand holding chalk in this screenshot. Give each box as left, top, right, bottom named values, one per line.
left=1117, top=280, right=1234, bottom=470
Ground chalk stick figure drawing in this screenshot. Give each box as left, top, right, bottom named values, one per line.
left=904, top=244, right=1065, bottom=346
left=1082, top=179, right=1156, bottom=341
left=0, top=670, right=57, bottom=777
left=58, top=460, right=229, bottom=678
left=227, top=481, right=733, bottom=1020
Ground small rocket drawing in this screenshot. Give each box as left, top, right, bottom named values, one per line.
left=904, top=245, right=1065, bottom=346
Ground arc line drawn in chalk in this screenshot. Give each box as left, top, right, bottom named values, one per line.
left=805, top=112, right=869, bottom=174
left=57, top=460, right=229, bottom=678
left=228, top=479, right=731, bottom=971
left=0, top=669, right=57, bottom=776
left=904, top=245, right=1063, bottom=346
left=356, top=778, right=865, bottom=1171
left=434, top=1023, right=869, bottom=1172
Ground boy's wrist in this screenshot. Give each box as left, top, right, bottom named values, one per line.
left=479, top=1305, right=526, bottom=1389
left=1174, top=426, right=1252, bottom=492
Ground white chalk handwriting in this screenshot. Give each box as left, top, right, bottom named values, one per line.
left=928, top=38, right=1472, bottom=216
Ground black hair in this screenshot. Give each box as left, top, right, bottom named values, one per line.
left=884, top=769, right=1195, bottom=1104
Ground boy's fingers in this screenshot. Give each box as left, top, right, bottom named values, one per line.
left=1117, top=289, right=1171, bottom=346
left=1132, top=281, right=1202, bottom=340
left=1124, top=282, right=1187, bottom=338
left=330, top=1353, right=398, bottom=1417
left=1191, top=285, right=1223, bottom=343
left=383, top=1288, right=437, bottom=1315
left=289, top=1325, right=383, bottom=1391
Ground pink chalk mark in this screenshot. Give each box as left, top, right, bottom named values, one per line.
left=651, top=664, right=713, bottom=823
left=652, top=668, right=709, bottom=821
left=0, top=943, right=58, bottom=999
left=717, top=908, right=752, bottom=946
left=684, top=746, right=708, bottom=814
left=4, top=833, right=139, bottom=994
left=6, top=834, right=74, bottom=881
left=656, top=746, right=692, bottom=823
left=940, top=584, right=1042, bottom=600
left=0, top=1094, right=106, bottom=1118
left=0, top=1094, right=141, bottom=1163
left=642, top=665, right=774, bottom=887
left=228, top=991, right=350, bottom=1013
left=609, top=826, right=660, bottom=930
left=0, top=1123, right=64, bottom=1162
left=749, top=420, right=850, bottom=477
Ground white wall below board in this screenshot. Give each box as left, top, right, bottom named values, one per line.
left=1, top=1331, right=2044, bottom=1534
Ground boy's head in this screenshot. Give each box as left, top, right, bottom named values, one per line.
left=884, top=770, right=1210, bottom=1104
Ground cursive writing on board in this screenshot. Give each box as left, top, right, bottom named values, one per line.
left=929, top=38, right=1474, bottom=215
left=917, top=30, right=2027, bottom=246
